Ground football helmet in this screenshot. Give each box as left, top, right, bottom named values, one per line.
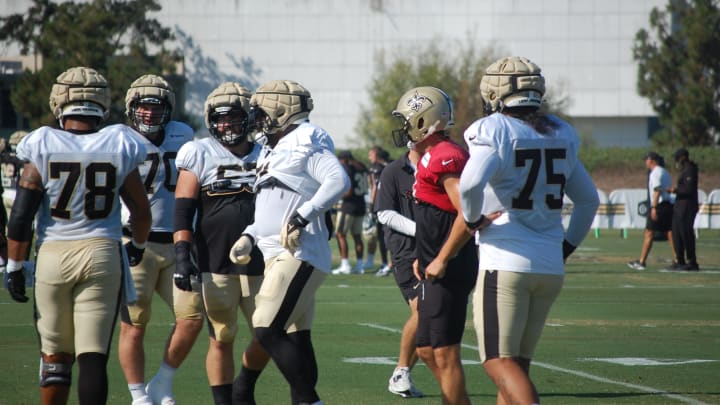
left=125, top=74, right=175, bottom=135
left=204, top=82, right=253, bottom=146
left=8, top=130, right=28, bottom=151
left=49, top=66, right=110, bottom=127
left=391, top=86, right=454, bottom=147
left=480, top=56, right=545, bottom=113
left=250, top=80, right=313, bottom=136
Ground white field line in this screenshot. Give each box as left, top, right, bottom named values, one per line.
left=359, top=322, right=711, bottom=405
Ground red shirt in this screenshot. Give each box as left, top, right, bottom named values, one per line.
left=414, top=140, right=468, bottom=213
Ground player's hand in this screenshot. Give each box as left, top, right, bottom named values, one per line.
left=280, top=213, right=309, bottom=252
left=6, top=267, right=29, bottom=303
left=424, top=258, right=448, bottom=281
left=124, top=240, right=145, bottom=267
left=229, top=234, right=254, bottom=265
left=412, top=259, right=422, bottom=281
left=173, top=241, right=198, bottom=292
left=464, top=211, right=503, bottom=233
left=562, top=239, right=577, bottom=263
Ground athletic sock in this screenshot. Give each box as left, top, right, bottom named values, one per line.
left=128, top=383, right=146, bottom=401
left=232, top=366, right=263, bottom=405
left=211, top=383, right=233, bottom=405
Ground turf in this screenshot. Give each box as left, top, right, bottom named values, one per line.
left=1, top=230, right=718, bottom=404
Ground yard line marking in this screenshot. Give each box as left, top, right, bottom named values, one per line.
left=359, top=323, right=711, bottom=405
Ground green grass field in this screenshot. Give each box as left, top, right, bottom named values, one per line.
left=1, top=230, right=719, bottom=404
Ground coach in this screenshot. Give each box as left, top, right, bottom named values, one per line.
left=668, top=148, right=700, bottom=271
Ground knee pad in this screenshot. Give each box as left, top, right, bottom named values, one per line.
left=40, top=358, right=73, bottom=387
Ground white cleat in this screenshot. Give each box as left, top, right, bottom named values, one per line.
left=388, top=368, right=423, bottom=398
left=375, top=265, right=392, bottom=277
left=131, top=395, right=154, bottom=405
left=331, top=265, right=352, bottom=275
left=146, top=377, right=176, bottom=405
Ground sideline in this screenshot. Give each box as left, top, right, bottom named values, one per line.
left=359, top=322, right=710, bottom=405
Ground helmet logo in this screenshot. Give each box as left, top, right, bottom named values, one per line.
left=407, top=91, right=432, bottom=112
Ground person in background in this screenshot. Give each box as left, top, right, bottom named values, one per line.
left=365, top=145, right=391, bottom=276
left=229, top=79, right=350, bottom=405
left=5, top=66, right=151, bottom=405
left=627, top=152, right=675, bottom=270
left=332, top=150, right=368, bottom=275
left=667, top=148, right=700, bottom=271
left=0, top=130, right=31, bottom=276
left=149, top=82, right=270, bottom=405
left=460, top=56, right=599, bottom=405
left=374, top=144, right=423, bottom=398
left=391, top=85, right=477, bottom=405
left=117, top=74, right=194, bottom=405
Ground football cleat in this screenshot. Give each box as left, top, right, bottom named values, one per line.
left=375, top=265, right=392, bottom=277
left=388, top=367, right=423, bottom=398
left=627, top=260, right=646, bottom=271
left=331, top=265, right=351, bottom=275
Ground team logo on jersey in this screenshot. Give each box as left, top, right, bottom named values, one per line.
left=406, top=91, right=432, bottom=112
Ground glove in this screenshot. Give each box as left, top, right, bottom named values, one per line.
left=280, top=213, right=309, bottom=252
left=562, top=239, right=577, bottom=262
left=6, top=263, right=28, bottom=303
left=124, top=240, right=145, bottom=267
left=229, top=234, right=254, bottom=265
left=173, top=241, right=198, bottom=292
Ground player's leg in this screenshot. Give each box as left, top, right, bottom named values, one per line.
left=388, top=261, right=422, bottom=397
left=203, top=273, right=242, bottom=404
left=233, top=275, right=270, bottom=404
left=146, top=283, right=203, bottom=404
left=119, top=240, right=164, bottom=403
left=253, top=253, right=326, bottom=404
left=73, top=239, right=124, bottom=405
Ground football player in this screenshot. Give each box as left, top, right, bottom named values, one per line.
left=366, top=145, right=391, bottom=275
left=229, top=79, right=350, bottom=405
left=1, top=130, right=28, bottom=218
left=331, top=150, right=368, bottom=275
left=117, top=74, right=194, bottom=405
left=5, top=66, right=151, bottom=405
left=374, top=144, right=423, bottom=398
left=459, top=56, right=599, bottom=404
left=149, top=82, right=270, bottom=405
left=390, top=86, right=482, bottom=405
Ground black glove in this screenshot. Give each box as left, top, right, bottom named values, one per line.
left=173, top=241, right=198, bottom=292
left=6, top=268, right=28, bottom=303
left=124, top=240, right=145, bottom=267
left=563, top=239, right=577, bottom=262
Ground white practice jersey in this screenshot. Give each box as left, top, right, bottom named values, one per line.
left=460, top=113, right=598, bottom=275
left=244, top=122, right=350, bottom=272
left=123, top=121, right=194, bottom=232
left=648, top=165, right=672, bottom=204
left=17, top=124, right=147, bottom=244
left=175, top=137, right=261, bottom=191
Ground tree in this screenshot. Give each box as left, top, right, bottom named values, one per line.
left=0, top=0, right=184, bottom=128
left=633, top=0, right=720, bottom=146
left=356, top=38, right=570, bottom=152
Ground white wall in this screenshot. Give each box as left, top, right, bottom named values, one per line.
left=1, top=0, right=668, bottom=147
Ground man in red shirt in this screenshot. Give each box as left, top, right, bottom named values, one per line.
left=390, top=86, right=486, bottom=405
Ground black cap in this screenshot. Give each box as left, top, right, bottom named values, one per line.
left=338, top=150, right=353, bottom=160
left=673, top=148, right=689, bottom=161
left=645, top=151, right=661, bottom=161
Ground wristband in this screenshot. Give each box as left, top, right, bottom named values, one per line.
left=131, top=239, right=147, bottom=250
left=464, top=215, right=487, bottom=231
left=7, top=259, right=23, bottom=273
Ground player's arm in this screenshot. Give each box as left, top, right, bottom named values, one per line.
left=6, top=163, right=44, bottom=302
left=120, top=169, right=151, bottom=246
left=297, top=150, right=350, bottom=222
left=563, top=163, right=599, bottom=259
left=172, top=168, right=200, bottom=291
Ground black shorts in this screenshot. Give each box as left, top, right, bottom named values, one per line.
left=416, top=276, right=474, bottom=348
left=393, top=259, right=419, bottom=303
left=645, top=201, right=673, bottom=232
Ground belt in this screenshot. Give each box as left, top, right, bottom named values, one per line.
left=123, top=229, right=174, bottom=244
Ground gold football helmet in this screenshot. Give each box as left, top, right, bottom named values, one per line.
left=125, top=74, right=175, bottom=134
left=480, top=56, right=545, bottom=113
left=49, top=66, right=110, bottom=127
left=204, top=82, right=253, bottom=146
left=391, top=86, right=454, bottom=147
left=250, top=80, right=313, bottom=136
